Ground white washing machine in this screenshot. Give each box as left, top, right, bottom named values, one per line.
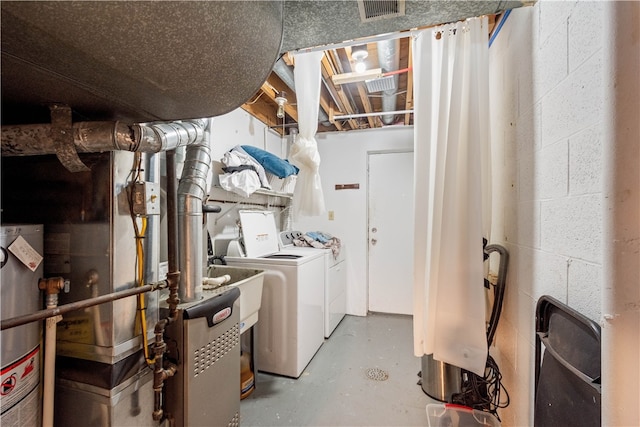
left=279, top=231, right=347, bottom=338
left=224, top=210, right=325, bottom=378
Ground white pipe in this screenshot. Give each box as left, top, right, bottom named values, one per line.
left=333, top=109, right=413, bottom=120
left=42, top=311, right=61, bottom=427
left=602, top=2, right=640, bottom=426
left=87, top=274, right=107, bottom=347
left=202, top=275, right=232, bottom=290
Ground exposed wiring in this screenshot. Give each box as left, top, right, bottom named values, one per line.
left=127, top=153, right=155, bottom=367
left=245, top=91, right=264, bottom=105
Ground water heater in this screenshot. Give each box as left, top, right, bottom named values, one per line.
left=1, top=224, right=44, bottom=427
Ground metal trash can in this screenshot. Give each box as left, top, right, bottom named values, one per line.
left=421, top=354, right=462, bottom=402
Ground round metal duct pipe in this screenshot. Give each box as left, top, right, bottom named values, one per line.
left=1, top=1, right=284, bottom=124
left=377, top=39, right=401, bottom=125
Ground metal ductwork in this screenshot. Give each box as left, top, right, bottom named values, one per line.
left=377, top=39, right=401, bottom=125
left=281, top=1, right=524, bottom=53
left=2, top=116, right=211, bottom=305
left=1, top=1, right=284, bottom=125
left=1, top=120, right=206, bottom=157
left=176, top=125, right=212, bottom=303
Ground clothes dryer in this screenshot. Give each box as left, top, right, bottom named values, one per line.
left=278, top=231, right=347, bottom=338
left=224, top=210, right=325, bottom=378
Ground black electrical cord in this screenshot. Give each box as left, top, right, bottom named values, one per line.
left=452, top=355, right=510, bottom=421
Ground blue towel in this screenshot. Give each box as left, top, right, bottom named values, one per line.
left=241, top=145, right=299, bottom=178
left=306, top=231, right=332, bottom=244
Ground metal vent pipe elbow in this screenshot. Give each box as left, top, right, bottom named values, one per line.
left=177, top=134, right=212, bottom=303
left=1, top=119, right=207, bottom=155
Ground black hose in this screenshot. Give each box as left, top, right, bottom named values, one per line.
left=485, top=244, right=509, bottom=345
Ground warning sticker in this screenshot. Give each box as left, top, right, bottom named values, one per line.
left=7, top=236, right=43, bottom=272
left=0, top=346, right=40, bottom=415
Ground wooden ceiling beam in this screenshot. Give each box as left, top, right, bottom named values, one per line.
left=404, top=37, right=414, bottom=126
left=319, top=88, right=343, bottom=131
left=322, top=52, right=359, bottom=130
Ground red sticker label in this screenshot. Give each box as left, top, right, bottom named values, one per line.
left=1, top=346, right=40, bottom=414
left=1, top=375, right=16, bottom=396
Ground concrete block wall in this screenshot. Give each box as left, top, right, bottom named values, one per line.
left=489, top=2, right=605, bottom=425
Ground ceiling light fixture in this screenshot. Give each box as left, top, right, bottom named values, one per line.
left=275, top=91, right=287, bottom=119
left=351, top=44, right=369, bottom=73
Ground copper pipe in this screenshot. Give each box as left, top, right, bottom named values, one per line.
left=150, top=149, right=181, bottom=422
left=166, top=150, right=179, bottom=275
left=165, top=150, right=180, bottom=320
left=152, top=319, right=177, bottom=421
left=383, top=67, right=412, bottom=76
left=1, top=281, right=167, bottom=331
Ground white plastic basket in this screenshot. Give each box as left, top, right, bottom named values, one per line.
left=426, top=403, right=500, bottom=427
left=266, top=173, right=297, bottom=194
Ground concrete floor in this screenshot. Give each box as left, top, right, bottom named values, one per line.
left=240, top=313, right=437, bottom=426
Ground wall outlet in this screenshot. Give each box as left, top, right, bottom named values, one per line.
left=130, top=181, right=160, bottom=216
left=328, top=210, right=335, bottom=220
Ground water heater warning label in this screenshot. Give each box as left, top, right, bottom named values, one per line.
left=1, top=346, right=40, bottom=419
left=7, top=236, right=42, bottom=272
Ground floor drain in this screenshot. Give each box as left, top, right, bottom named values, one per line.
left=365, top=367, right=389, bottom=381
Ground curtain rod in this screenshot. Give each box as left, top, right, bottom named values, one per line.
left=292, top=14, right=497, bottom=55
left=293, top=30, right=419, bottom=54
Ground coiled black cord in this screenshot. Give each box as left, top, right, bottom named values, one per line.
left=452, top=355, right=510, bottom=421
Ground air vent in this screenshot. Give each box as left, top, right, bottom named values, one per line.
left=365, top=75, right=397, bottom=93
left=357, top=0, right=405, bottom=23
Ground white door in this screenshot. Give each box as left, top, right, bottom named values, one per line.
left=368, top=151, right=414, bottom=315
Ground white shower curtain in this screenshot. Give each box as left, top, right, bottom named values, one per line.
left=412, top=16, right=492, bottom=376
left=290, top=51, right=326, bottom=219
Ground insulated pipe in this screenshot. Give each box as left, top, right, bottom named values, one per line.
left=377, top=39, right=401, bottom=125
left=1, top=119, right=206, bottom=156
left=177, top=135, right=212, bottom=303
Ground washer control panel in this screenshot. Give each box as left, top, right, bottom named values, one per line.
left=278, top=230, right=303, bottom=248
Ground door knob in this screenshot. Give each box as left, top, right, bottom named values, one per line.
left=371, top=238, right=377, bottom=245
